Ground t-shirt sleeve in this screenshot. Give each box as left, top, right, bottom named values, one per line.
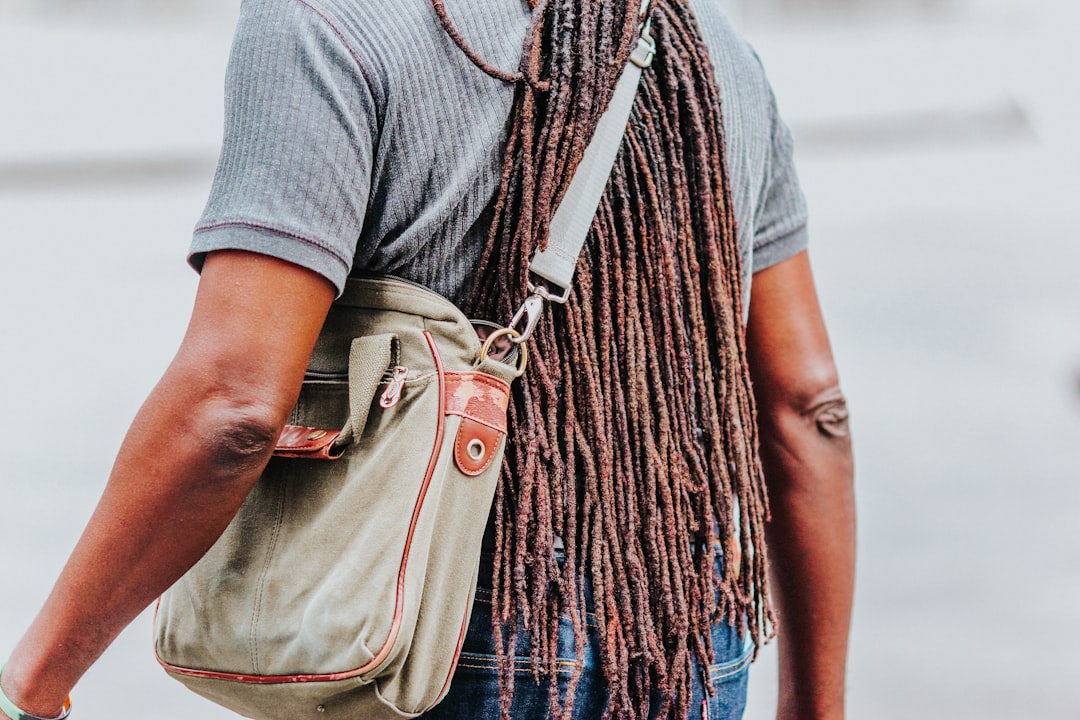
left=750, top=83, right=809, bottom=273
left=188, top=0, right=377, bottom=295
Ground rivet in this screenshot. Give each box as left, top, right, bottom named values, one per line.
left=307, top=430, right=328, bottom=441
left=466, top=438, right=486, bottom=461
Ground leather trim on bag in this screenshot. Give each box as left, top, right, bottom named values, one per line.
left=271, top=425, right=345, bottom=459
left=444, top=371, right=509, bottom=476
left=453, top=418, right=503, bottom=477
left=444, top=372, right=511, bottom=432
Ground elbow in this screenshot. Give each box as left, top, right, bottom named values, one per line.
left=756, top=361, right=851, bottom=442
left=799, top=384, right=851, bottom=440
left=755, top=379, right=855, bottom=500
left=196, top=401, right=283, bottom=479
left=780, top=382, right=851, bottom=442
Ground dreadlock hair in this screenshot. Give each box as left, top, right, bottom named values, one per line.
left=431, top=0, right=776, bottom=717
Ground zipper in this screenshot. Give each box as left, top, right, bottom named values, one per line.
left=304, top=369, right=348, bottom=381
left=349, top=273, right=456, bottom=303
left=379, top=366, right=409, bottom=408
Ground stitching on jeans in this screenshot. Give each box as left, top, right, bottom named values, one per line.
left=455, top=653, right=580, bottom=676
left=708, top=646, right=753, bottom=681
left=472, top=589, right=599, bottom=627
left=455, top=658, right=581, bottom=669
left=452, top=662, right=576, bottom=678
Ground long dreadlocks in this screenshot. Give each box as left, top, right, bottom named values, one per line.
left=430, top=0, right=776, bottom=717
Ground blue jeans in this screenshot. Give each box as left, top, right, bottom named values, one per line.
left=421, top=552, right=751, bottom=720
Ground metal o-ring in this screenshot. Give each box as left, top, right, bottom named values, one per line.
left=480, top=327, right=528, bottom=378
left=466, top=438, right=486, bottom=461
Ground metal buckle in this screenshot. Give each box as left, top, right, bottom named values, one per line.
left=526, top=277, right=572, bottom=304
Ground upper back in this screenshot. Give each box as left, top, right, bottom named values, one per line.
left=193, top=0, right=802, bottom=304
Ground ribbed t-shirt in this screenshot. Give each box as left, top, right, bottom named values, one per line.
left=189, top=0, right=808, bottom=308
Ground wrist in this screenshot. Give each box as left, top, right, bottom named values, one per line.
left=0, top=664, right=71, bottom=720
left=776, top=694, right=845, bottom=720
left=777, top=708, right=844, bottom=720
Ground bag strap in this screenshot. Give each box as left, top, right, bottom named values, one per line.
left=501, top=3, right=655, bottom=347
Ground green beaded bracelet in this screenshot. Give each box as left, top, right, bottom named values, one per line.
left=0, top=665, right=70, bottom=720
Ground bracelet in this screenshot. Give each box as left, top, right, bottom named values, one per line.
left=0, top=665, right=71, bottom=720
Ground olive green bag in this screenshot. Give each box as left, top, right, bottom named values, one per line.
left=152, top=14, right=654, bottom=719
left=154, top=277, right=523, bottom=719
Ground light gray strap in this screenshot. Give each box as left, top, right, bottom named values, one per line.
left=527, top=27, right=656, bottom=300
left=508, top=13, right=655, bottom=345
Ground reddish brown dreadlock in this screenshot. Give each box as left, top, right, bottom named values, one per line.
left=430, top=0, right=776, bottom=717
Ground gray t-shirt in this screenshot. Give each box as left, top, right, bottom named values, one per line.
left=189, top=0, right=808, bottom=308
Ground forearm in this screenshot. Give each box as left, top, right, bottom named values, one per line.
left=761, top=389, right=855, bottom=720
left=1, top=366, right=281, bottom=718
left=744, top=250, right=855, bottom=720
left=0, top=251, right=335, bottom=720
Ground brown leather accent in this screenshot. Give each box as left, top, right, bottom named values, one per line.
left=273, top=425, right=345, bottom=460
left=370, top=330, right=448, bottom=673
left=444, top=371, right=509, bottom=477
left=444, top=371, right=511, bottom=432
left=454, top=418, right=503, bottom=477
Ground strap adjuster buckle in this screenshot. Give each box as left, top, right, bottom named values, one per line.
left=631, top=22, right=655, bottom=69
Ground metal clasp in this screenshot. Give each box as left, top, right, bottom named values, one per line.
left=631, top=0, right=655, bottom=69
left=480, top=327, right=528, bottom=378
left=508, top=293, right=545, bottom=345
left=507, top=274, right=574, bottom=346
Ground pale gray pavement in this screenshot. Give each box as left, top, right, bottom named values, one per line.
left=1, top=1, right=1078, bottom=718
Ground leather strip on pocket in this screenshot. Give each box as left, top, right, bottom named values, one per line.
left=272, top=425, right=345, bottom=460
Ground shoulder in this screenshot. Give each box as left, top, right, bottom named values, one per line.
left=237, top=0, right=528, bottom=79
left=684, top=1, right=808, bottom=278
left=687, top=0, right=773, bottom=123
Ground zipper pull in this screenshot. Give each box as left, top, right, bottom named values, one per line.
left=379, top=366, right=408, bottom=409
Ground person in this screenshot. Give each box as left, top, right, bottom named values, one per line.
left=0, top=0, right=854, bottom=719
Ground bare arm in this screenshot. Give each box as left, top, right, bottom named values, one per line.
left=0, top=251, right=335, bottom=719
left=746, top=250, right=855, bottom=720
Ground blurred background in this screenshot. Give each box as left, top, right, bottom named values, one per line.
left=1, top=0, right=1078, bottom=718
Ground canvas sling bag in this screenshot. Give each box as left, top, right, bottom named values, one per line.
left=152, top=9, right=655, bottom=719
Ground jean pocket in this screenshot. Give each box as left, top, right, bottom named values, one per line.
left=703, top=619, right=753, bottom=720
left=424, top=574, right=609, bottom=720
